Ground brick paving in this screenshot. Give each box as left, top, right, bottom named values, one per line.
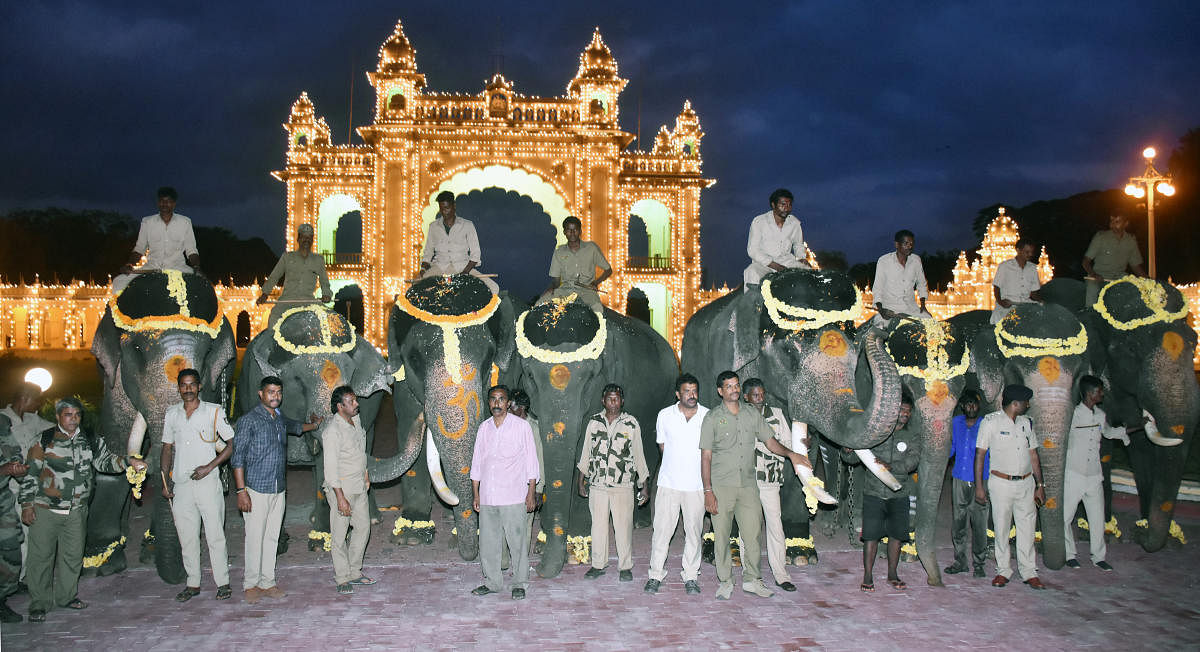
left=2, top=474, right=1197, bottom=650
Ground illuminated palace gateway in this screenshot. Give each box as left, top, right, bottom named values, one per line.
left=271, top=20, right=714, bottom=349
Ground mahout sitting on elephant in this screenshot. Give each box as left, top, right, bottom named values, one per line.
left=90, top=270, right=235, bottom=583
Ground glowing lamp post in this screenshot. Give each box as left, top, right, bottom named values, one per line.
left=1124, top=146, right=1176, bottom=278
left=24, top=367, right=53, bottom=392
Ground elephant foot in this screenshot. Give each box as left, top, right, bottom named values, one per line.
left=139, top=541, right=155, bottom=564
left=533, top=538, right=545, bottom=555
left=701, top=541, right=715, bottom=565
left=307, top=537, right=326, bottom=552
left=536, top=540, right=567, bottom=578
left=926, top=576, right=945, bottom=588
left=900, top=552, right=918, bottom=564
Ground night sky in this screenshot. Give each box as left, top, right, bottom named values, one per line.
left=3, top=1, right=1198, bottom=292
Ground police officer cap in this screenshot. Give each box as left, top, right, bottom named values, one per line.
left=1002, top=384, right=1033, bottom=404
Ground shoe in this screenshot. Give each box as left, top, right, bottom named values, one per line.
left=944, top=563, right=967, bottom=575
left=643, top=579, right=661, bottom=594
left=1064, top=559, right=1081, bottom=569
left=471, top=585, right=495, bottom=596
left=63, top=598, right=88, bottom=610
left=512, top=588, right=526, bottom=600
left=336, top=583, right=354, bottom=595
left=175, top=587, right=201, bottom=603
left=28, top=609, right=45, bottom=623
left=619, top=570, right=633, bottom=582
left=244, top=587, right=262, bottom=604
left=743, top=581, right=774, bottom=598
left=1096, top=561, right=1114, bottom=572
left=715, top=582, right=733, bottom=600
left=776, top=581, right=796, bottom=592
left=991, top=575, right=1009, bottom=587
left=349, top=576, right=377, bottom=585
left=684, top=580, right=701, bottom=595
left=215, top=585, right=232, bottom=600
left=887, top=578, right=907, bottom=591
left=584, top=567, right=606, bottom=579
left=973, top=567, right=986, bottom=578
left=261, top=586, right=286, bottom=599
left=1024, top=577, right=1046, bottom=590
left=0, top=601, right=21, bottom=623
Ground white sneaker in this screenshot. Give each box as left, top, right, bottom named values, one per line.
left=715, top=582, right=734, bottom=600
left=742, top=580, right=774, bottom=598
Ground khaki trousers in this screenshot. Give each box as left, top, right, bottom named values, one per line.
left=711, top=484, right=763, bottom=585
left=648, top=486, right=705, bottom=582
left=479, top=503, right=530, bottom=591
left=758, top=484, right=791, bottom=584
left=26, top=505, right=86, bottom=613
left=1063, top=470, right=1107, bottom=563
left=243, top=488, right=286, bottom=590
left=988, top=476, right=1038, bottom=580
left=588, top=485, right=635, bottom=571
left=171, top=477, right=229, bottom=587
left=327, top=490, right=371, bottom=584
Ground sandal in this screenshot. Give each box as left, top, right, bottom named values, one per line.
left=215, top=585, right=232, bottom=600
left=176, top=587, right=201, bottom=602
left=336, top=583, right=354, bottom=595
left=64, top=598, right=88, bottom=610
left=29, top=609, right=46, bottom=623
left=349, top=576, right=376, bottom=585
left=888, top=579, right=907, bottom=590
left=860, top=583, right=875, bottom=593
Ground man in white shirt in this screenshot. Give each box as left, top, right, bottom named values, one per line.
left=990, top=239, right=1043, bottom=324
left=644, top=373, right=709, bottom=596
left=743, top=188, right=809, bottom=288
left=1063, top=376, right=1128, bottom=572
left=2, top=382, right=51, bottom=586
left=161, top=368, right=235, bottom=602
left=420, top=191, right=498, bottom=293
left=115, top=186, right=202, bottom=293
left=872, top=229, right=930, bottom=327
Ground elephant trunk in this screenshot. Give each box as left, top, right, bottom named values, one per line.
left=828, top=329, right=902, bottom=450
left=912, top=410, right=954, bottom=587
left=1027, top=383, right=1074, bottom=570
left=1133, top=380, right=1197, bottom=551
left=368, top=413, right=425, bottom=483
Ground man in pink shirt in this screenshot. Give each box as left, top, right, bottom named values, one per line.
left=470, top=385, right=540, bottom=600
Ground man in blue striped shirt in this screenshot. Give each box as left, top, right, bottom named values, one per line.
left=232, top=376, right=321, bottom=604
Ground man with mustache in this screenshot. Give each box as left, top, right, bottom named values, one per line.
left=323, top=386, right=375, bottom=594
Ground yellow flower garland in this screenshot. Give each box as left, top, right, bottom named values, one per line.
left=1105, top=516, right=1122, bottom=539
left=166, top=271, right=191, bottom=317
left=785, top=536, right=815, bottom=550
left=392, top=517, right=436, bottom=536
left=1094, top=275, right=1189, bottom=330
left=82, top=536, right=127, bottom=568
left=308, top=529, right=332, bottom=552
left=397, top=282, right=500, bottom=385
left=143, top=529, right=154, bottom=544
left=994, top=316, right=1087, bottom=358
left=566, top=535, right=591, bottom=564
left=110, top=270, right=221, bottom=338
left=273, top=305, right=356, bottom=355
left=761, top=278, right=863, bottom=331
left=515, top=308, right=608, bottom=364
left=125, top=454, right=146, bottom=499
left=537, top=531, right=547, bottom=543
left=890, top=318, right=970, bottom=381
left=802, top=477, right=826, bottom=513
left=1135, top=519, right=1186, bottom=544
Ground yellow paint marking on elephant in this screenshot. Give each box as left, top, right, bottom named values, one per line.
left=1042, top=439, right=1056, bottom=449
left=1162, top=331, right=1185, bottom=360
left=320, top=359, right=342, bottom=389
left=327, top=313, right=347, bottom=338
left=1043, top=497, right=1057, bottom=509
left=1037, top=356, right=1060, bottom=383
left=1100, top=455, right=1112, bottom=463
left=163, top=355, right=191, bottom=383
left=835, top=387, right=853, bottom=394
left=490, top=363, right=499, bottom=387
left=926, top=381, right=949, bottom=406
left=818, top=330, right=848, bottom=358
left=550, top=364, right=571, bottom=390
left=1172, top=424, right=1185, bottom=435
left=554, top=526, right=564, bottom=536
left=1161, top=501, right=1174, bottom=512
left=437, top=364, right=480, bottom=441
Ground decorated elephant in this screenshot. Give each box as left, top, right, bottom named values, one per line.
left=368, top=275, right=521, bottom=562
left=89, top=270, right=236, bottom=583
left=237, top=304, right=391, bottom=542
left=953, top=302, right=1090, bottom=570
left=1040, top=275, right=1197, bottom=551
left=513, top=298, right=677, bottom=578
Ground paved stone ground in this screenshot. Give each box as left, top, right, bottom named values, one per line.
left=2, top=472, right=1198, bottom=650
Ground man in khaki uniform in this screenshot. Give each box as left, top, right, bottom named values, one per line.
left=323, top=386, right=375, bottom=594
left=577, top=384, right=650, bottom=582
left=161, top=369, right=235, bottom=602
left=742, top=378, right=795, bottom=592
left=975, top=384, right=1046, bottom=590
left=700, top=371, right=810, bottom=600
left=541, top=215, right=612, bottom=312
left=1082, top=213, right=1145, bottom=306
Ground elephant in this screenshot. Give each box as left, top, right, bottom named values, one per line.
left=368, top=275, right=521, bottom=562
left=955, top=302, right=1090, bottom=570
left=237, top=303, right=392, bottom=542
left=1040, top=275, right=1197, bottom=552
left=512, top=299, right=678, bottom=578
left=89, top=270, right=236, bottom=584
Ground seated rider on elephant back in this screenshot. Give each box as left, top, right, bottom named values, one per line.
left=540, top=215, right=611, bottom=312
left=420, top=191, right=499, bottom=294
left=257, top=223, right=332, bottom=327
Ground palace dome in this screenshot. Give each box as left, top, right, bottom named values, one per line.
left=378, top=21, right=418, bottom=73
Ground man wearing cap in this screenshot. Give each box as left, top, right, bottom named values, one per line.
left=115, top=186, right=202, bottom=293
left=1082, top=213, right=1146, bottom=307
left=420, top=191, right=498, bottom=294
left=974, top=384, right=1046, bottom=589
left=257, top=223, right=333, bottom=326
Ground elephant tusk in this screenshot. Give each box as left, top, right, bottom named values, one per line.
left=126, top=412, right=148, bottom=457
left=1143, top=410, right=1183, bottom=447
left=854, top=448, right=902, bottom=491
left=790, top=422, right=837, bottom=505
left=426, top=428, right=461, bottom=505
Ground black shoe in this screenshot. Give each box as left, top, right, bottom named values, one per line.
left=973, top=567, right=986, bottom=578
left=1096, top=561, right=1114, bottom=572
left=619, top=570, right=633, bottom=582
left=15, top=581, right=27, bottom=595
left=471, top=585, right=495, bottom=596
left=643, top=579, right=661, bottom=594
left=584, top=567, right=606, bottom=579
left=944, top=563, right=968, bottom=574
left=512, top=588, right=526, bottom=600
left=175, top=587, right=201, bottom=602
left=776, top=581, right=796, bottom=592
left=28, top=609, right=45, bottom=623
left=1065, top=559, right=1081, bottom=569
left=684, top=580, right=701, bottom=595
left=0, top=601, right=21, bottom=623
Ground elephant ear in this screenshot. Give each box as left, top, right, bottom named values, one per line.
left=202, top=320, right=236, bottom=403
left=349, top=337, right=392, bottom=397
left=487, top=292, right=522, bottom=373
left=387, top=305, right=424, bottom=402
left=90, top=307, right=122, bottom=388
left=731, top=288, right=764, bottom=373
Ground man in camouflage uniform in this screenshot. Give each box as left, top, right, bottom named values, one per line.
left=18, top=397, right=146, bottom=623
left=2, top=382, right=51, bottom=588
left=743, top=378, right=796, bottom=592
left=0, top=411, right=30, bottom=622
left=577, top=384, right=649, bottom=582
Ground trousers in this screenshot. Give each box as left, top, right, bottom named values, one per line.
left=988, top=476, right=1038, bottom=580
left=243, top=488, right=286, bottom=590
left=647, top=486, right=705, bottom=582
left=950, top=477, right=990, bottom=570
left=711, top=484, right=763, bottom=585
left=589, top=485, right=635, bottom=571
left=171, top=477, right=230, bottom=587
left=327, top=490, right=371, bottom=584
left=26, top=506, right=87, bottom=613
left=758, top=484, right=791, bottom=584
left=479, top=503, right=530, bottom=591
left=1063, top=470, right=1107, bottom=563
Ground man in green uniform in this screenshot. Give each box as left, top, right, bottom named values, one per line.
left=0, top=413, right=29, bottom=622
left=541, top=216, right=612, bottom=312
left=256, top=223, right=333, bottom=326
left=1082, top=213, right=1146, bottom=306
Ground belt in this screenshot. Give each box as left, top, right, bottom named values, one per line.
left=990, top=470, right=1031, bottom=481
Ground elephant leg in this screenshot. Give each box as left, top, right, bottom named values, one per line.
left=447, top=472, right=478, bottom=562
left=83, top=474, right=131, bottom=577
left=309, top=454, right=331, bottom=546
left=398, top=440, right=435, bottom=545
left=1100, top=437, right=1115, bottom=522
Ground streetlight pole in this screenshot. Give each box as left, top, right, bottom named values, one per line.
left=1125, top=146, right=1175, bottom=279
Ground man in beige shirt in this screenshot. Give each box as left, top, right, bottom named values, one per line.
left=323, top=386, right=374, bottom=594
left=541, top=216, right=612, bottom=312
left=256, top=223, right=333, bottom=326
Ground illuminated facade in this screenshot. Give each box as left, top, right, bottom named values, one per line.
left=271, top=20, right=715, bottom=350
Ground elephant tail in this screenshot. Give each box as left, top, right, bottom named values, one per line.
left=368, top=413, right=425, bottom=483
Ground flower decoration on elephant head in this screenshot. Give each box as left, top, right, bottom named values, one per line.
left=888, top=318, right=969, bottom=382
left=994, top=311, right=1088, bottom=358
left=272, top=304, right=357, bottom=356
left=515, top=294, right=608, bottom=364
left=1095, top=275, right=1190, bottom=331
left=109, top=269, right=223, bottom=337
left=761, top=276, right=863, bottom=332
left=397, top=275, right=500, bottom=384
